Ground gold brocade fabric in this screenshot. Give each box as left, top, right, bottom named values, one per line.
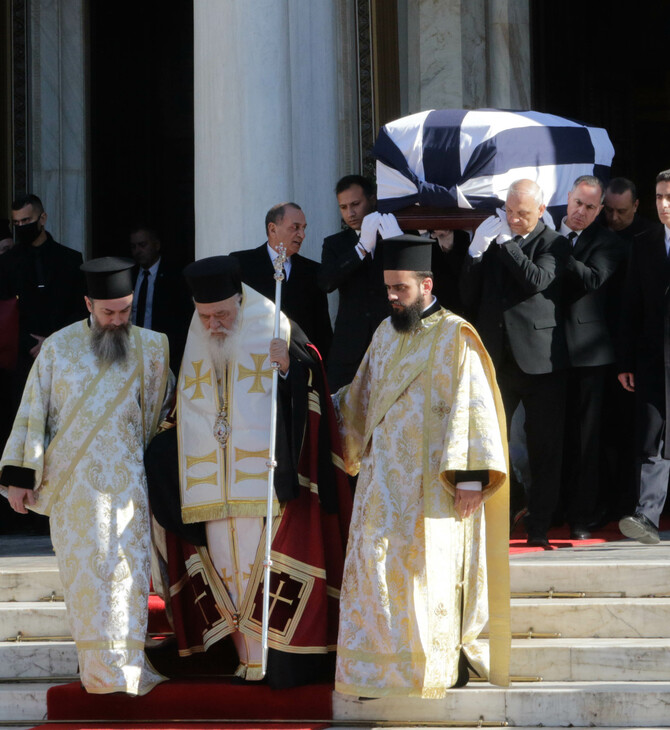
left=333, top=309, right=510, bottom=698
left=0, top=321, right=171, bottom=695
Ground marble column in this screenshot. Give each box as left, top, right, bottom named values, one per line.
left=29, top=0, right=87, bottom=255
left=194, top=0, right=351, bottom=263
left=403, top=0, right=530, bottom=113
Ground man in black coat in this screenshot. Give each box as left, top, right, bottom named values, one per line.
left=231, top=202, right=332, bottom=360
left=601, top=177, right=661, bottom=243
left=618, top=169, right=670, bottom=544
left=129, top=224, right=193, bottom=374
left=461, top=179, right=570, bottom=546
left=558, top=176, right=626, bottom=539
left=0, top=193, right=87, bottom=535
left=318, top=175, right=388, bottom=391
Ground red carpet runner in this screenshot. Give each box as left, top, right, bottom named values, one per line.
left=46, top=681, right=334, bottom=722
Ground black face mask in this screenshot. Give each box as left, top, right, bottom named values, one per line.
left=14, top=220, right=42, bottom=246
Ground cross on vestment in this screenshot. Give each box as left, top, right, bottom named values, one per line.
left=267, top=579, right=294, bottom=618
left=238, top=354, right=273, bottom=393
left=184, top=360, right=212, bottom=400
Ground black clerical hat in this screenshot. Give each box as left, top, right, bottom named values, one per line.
left=0, top=219, right=11, bottom=240
left=183, top=256, right=242, bottom=303
left=382, top=234, right=433, bottom=271
left=81, top=257, right=135, bottom=299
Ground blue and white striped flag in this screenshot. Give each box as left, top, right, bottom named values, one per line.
left=373, top=109, right=614, bottom=225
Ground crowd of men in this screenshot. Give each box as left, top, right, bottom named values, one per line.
left=0, top=167, right=667, bottom=699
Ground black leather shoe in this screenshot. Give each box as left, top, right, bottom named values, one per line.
left=619, top=513, right=660, bottom=544
left=526, top=533, right=550, bottom=548
left=570, top=526, right=591, bottom=540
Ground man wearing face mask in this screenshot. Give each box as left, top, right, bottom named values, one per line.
left=0, top=195, right=87, bottom=535
left=1, top=194, right=87, bottom=368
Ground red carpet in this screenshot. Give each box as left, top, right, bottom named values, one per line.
left=32, top=721, right=330, bottom=730
left=46, top=681, right=333, bottom=722
left=510, top=516, right=670, bottom=553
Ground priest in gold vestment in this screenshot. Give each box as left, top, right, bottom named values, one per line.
left=333, top=233, right=510, bottom=699
left=0, top=258, right=172, bottom=695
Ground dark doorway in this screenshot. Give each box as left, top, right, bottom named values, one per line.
left=531, top=2, right=670, bottom=220
left=88, top=1, right=194, bottom=268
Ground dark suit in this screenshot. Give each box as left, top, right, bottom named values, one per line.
left=461, top=221, right=570, bottom=536
left=618, top=226, right=670, bottom=527
left=0, top=233, right=87, bottom=364
left=561, top=223, right=626, bottom=528
left=231, top=244, right=332, bottom=359
left=318, top=228, right=388, bottom=391
left=430, top=232, right=470, bottom=318
left=132, top=258, right=193, bottom=374
left=0, top=232, right=86, bottom=535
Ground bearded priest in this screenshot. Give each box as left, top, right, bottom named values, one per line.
left=333, top=233, right=511, bottom=699
left=0, top=256, right=173, bottom=695
left=145, top=255, right=352, bottom=689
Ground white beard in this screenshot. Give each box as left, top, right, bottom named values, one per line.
left=199, top=320, right=241, bottom=382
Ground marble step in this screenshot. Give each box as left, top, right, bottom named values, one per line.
left=0, top=557, right=61, bottom=602
left=509, top=638, right=670, bottom=681
left=0, top=641, right=78, bottom=679
left=505, top=597, right=670, bottom=638
left=0, top=682, right=54, bottom=722
left=333, top=681, right=670, bottom=726
left=510, top=550, right=670, bottom=598
left=3, top=635, right=668, bottom=683
left=3, top=552, right=670, bottom=601
left=0, top=602, right=70, bottom=640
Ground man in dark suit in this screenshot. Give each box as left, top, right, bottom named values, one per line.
left=558, top=176, right=626, bottom=539
left=129, top=224, right=193, bottom=374
left=618, top=169, right=670, bottom=544
left=461, top=179, right=570, bottom=546
left=319, top=176, right=388, bottom=391
left=601, top=177, right=661, bottom=243
left=231, top=202, right=332, bottom=360
left=0, top=193, right=87, bottom=535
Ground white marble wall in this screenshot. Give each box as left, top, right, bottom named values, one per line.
left=194, top=0, right=350, bottom=263
left=29, top=0, right=87, bottom=255
left=403, top=0, right=530, bottom=112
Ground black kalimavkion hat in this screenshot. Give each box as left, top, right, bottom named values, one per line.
left=183, top=255, right=243, bottom=303
left=80, top=257, right=135, bottom=299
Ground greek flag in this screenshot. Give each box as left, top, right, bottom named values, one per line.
left=373, top=109, right=614, bottom=224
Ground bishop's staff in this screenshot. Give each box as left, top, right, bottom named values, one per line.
left=261, top=242, right=288, bottom=677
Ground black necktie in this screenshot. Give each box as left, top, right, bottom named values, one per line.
left=135, top=269, right=149, bottom=327
left=567, top=231, right=577, bottom=246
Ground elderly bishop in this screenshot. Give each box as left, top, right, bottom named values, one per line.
left=0, top=257, right=173, bottom=695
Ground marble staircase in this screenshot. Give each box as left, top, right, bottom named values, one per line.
left=1, top=538, right=670, bottom=728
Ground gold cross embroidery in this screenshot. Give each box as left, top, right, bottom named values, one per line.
left=238, top=353, right=273, bottom=394
left=268, top=579, right=294, bottom=617
left=221, top=568, right=233, bottom=585
left=184, top=360, right=212, bottom=400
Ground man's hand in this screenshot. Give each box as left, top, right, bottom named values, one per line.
left=618, top=372, right=635, bottom=392
left=270, top=338, right=290, bottom=375
left=495, top=208, right=513, bottom=244
left=359, top=212, right=381, bottom=254
left=468, top=215, right=502, bottom=258
left=432, top=230, right=454, bottom=252
left=29, top=334, right=45, bottom=359
left=378, top=213, right=403, bottom=239
left=7, top=486, right=36, bottom=514
left=454, top=488, right=483, bottom=519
